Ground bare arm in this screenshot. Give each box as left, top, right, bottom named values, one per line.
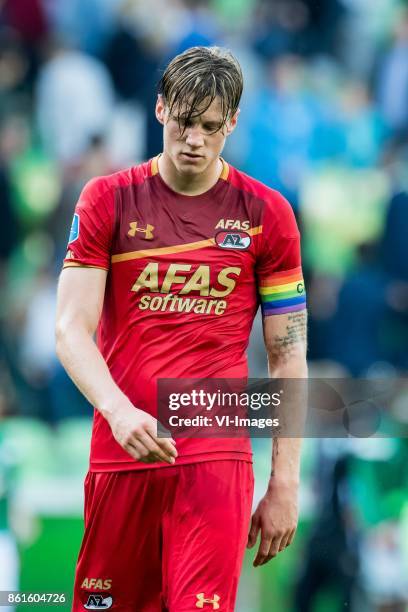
left=248, top=310, right=307, bottom=565
left=55, top=267, right=177, bottom=464
left=265, top=309, right=307, bottom=483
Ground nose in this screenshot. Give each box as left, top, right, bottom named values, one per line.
left=185, top=125, right=204, bottom=148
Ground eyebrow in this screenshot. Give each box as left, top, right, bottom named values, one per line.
left=171, top=115, right=222, bottom=127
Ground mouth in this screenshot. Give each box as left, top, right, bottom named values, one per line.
left=180, top=152, right=203, bottom=161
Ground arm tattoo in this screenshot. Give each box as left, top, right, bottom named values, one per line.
left=268, top=311, right=307, bottom=365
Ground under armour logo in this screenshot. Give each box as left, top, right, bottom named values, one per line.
left=196, top=593, right=220, bottom=609
left=128, top=221, right=154, bottom=240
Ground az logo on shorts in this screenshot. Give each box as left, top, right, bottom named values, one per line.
left=83, top=594, right=113, bottom=610
left=215, top=231, right=251, bottom=250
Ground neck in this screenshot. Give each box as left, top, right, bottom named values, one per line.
left=158, top=152, right=223, bottom=196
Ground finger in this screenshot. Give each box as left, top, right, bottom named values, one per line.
left=253, top=534, right=273, bottom=567
left=130, top=443, right=164, bottom=464
left=258, top=534, right=285, bottom=566
left=260, top=535, right=281, bottom=566
left=247, top=515, right=260, bottom=549
left=152, top=435, right=178, bottom=460
left=137, top=431, right=176, bottom=464
left=286, top=527, right=297, bottom=547
left=145, top=423, right=178, bottom=457
left=125, top=439, right=149, bottom=462
left=271, top=535, right=282, bottom=555
left=139, top=455, right=158, bottom=464
left=278, top=531, right=291, bottom=552
left=130, top=430, right=175, bottom=464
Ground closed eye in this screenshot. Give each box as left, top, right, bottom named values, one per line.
left=203, top=123, right=222, bottom=132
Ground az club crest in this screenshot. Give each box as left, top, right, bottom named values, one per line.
left=83, top=594, right=113, bottom=610
left=215, top=230, right=251, bottom=250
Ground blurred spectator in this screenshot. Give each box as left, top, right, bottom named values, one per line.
left=294, top=441, right=360, bottom=611
left=381, top=190, right=408, bottom=370
left=18, top=269, right=57, bottom=389
left=50, top=134, right=115, bottom=257
left=0, top=29, right=31, bottom=114
left=339, top=80, right=386, bottom=167
left=1, top=0, right=48, bottom=47
left=170, top=0, right=220, bottom=54
left=0, top=0, right=48, bottom=94
left=239, top=55, right=325, bottom=205
left=0, top=115, right=24, bottom=262
left=252, top=0, right=346, bottom=60
left=377, top=8, right=408, bottom=138
left=382, top=190, right=408, bottom=282
left=360, top=521, right=408, bottom=611
left=103, top=9, right=161, bottom=103
left=321, top=243, right=390, bottom=375
left=42, top=0, right=120, bottom=56
left=36, top=40, right=114, bottom=164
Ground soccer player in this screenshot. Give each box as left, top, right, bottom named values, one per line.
left=56, top=46, right=307, bottom=612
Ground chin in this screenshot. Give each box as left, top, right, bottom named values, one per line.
left=176, top=157, right=207, bottom=174
left=180, top=163, right=203, bottom=175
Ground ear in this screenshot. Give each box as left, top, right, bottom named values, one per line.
left=155, top=94, right=167, bottom=125
left=225, top=108, right=240, bottom=135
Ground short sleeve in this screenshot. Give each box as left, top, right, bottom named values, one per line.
left=63, top=177, right=114, bottom=271
left=256, top=191, right=306, bottom=316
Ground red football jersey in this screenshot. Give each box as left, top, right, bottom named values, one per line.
left=63, top=156, right=306, bottom=471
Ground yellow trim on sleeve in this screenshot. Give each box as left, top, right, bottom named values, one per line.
left=62, top=262, right=109, bottom=271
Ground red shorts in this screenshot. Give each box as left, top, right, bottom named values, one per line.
left=72, top=460, right=254, bottom=612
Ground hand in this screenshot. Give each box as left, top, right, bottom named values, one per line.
left=106, top=401, right=177, bottom=465
left=247, top=478, right=298, bottom=566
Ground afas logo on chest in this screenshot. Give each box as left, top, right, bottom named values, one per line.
left=132, top=263, right=239, bottom=297
left=131, top=263, right=241, bottom=316
left=215, top=219, right=250, bottom=231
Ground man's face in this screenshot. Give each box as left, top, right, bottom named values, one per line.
left=155, top=95, right=238, bottom=176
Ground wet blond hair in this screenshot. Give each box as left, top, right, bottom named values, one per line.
left=158, top=46, right=243, bottom=131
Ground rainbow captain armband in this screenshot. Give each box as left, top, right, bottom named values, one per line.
left=259, top=266, right=306, bottom=315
